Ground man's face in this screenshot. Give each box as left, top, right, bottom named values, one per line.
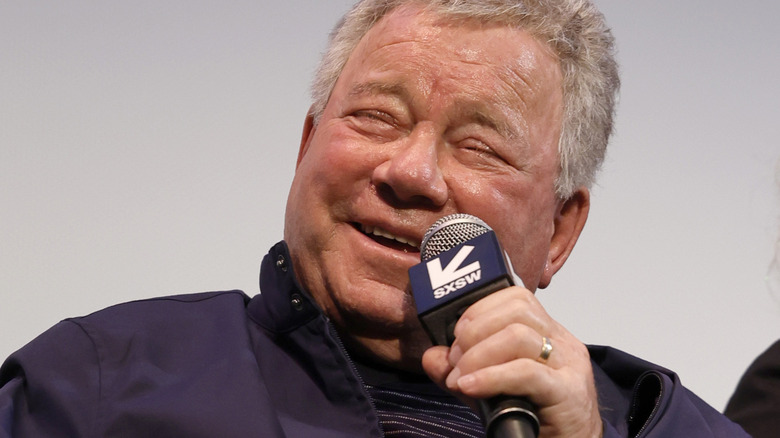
left=284, top=5, right=577, bottom=362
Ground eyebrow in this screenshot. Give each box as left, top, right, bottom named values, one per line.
left=463, top=108, right=517, bottom=141
left=348, top=81, right=410, bottom=101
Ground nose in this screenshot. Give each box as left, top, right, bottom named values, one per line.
left=371, top=126, right=448, bottom=208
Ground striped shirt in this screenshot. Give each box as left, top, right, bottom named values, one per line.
left=354, top=357, right=484, bottom=437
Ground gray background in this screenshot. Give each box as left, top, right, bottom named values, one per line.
left=2, top=1, right=779, bottom=410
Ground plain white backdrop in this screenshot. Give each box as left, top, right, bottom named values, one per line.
left=2, top=1, right=779, bottom=410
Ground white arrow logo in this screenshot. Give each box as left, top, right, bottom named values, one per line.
left=426, top=245, right=481, bottom=289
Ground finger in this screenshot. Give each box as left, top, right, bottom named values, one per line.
left=422, top=345, right=452, bottom=387
left=422, top=345, right=482, bottom=411
left=453, top=287, right=550, bottom=342
left=456, top=340, right=593, bottom=408
left=450, top=289, right=552, bottom=362
left=448, top=322, right=545, bottom=372
left=456, top=358, right=565, bottom=406
left=457, top=357, right=602, bottom=435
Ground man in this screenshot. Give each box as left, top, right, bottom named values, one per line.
left=0, top=1, right=747, bottom=437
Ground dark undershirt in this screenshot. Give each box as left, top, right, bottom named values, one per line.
left=352, top=355, right=484, bottom=437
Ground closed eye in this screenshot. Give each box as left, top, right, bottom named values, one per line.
left=347, top=110, right=403, bottom=140
left=451, top=136, right=519, bottom=172
left=459, top=137, right=500, bottom=159
left=353, top=109, right=395, bottom=124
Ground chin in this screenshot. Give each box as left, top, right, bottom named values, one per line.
left=340, top=286, right=416, bottom=333
left=333, top=281, right=422, bottom=332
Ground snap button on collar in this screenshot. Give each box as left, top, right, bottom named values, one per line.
left=290, top=293, right=304, bottom=311
left=276, top=254, right=287, bottom=272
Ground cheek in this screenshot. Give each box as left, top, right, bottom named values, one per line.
left=286, top=134, right=352, bottom=240
left=447, top=170, right=527, bottom=224
left=446, top=171, right=556, bottom=284
left=296, top=131, right=373, bottom=202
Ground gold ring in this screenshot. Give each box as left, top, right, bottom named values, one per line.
left=539, top=336, right=553, bottom=363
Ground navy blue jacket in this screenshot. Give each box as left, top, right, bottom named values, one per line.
left=0, top=242, right=747, bottom=437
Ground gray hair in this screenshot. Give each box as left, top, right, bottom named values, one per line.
left=310, top=0, right=620, bottom=199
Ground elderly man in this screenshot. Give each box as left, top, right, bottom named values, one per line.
left=0, top=1, right=747, bottom=437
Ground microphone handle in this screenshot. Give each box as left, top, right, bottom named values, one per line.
left=479, top=395, right=539, bottom=438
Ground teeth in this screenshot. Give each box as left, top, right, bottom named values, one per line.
left=362, top=225, right=420, bottom=249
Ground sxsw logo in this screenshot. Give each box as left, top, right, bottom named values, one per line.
left=426, top=245, right=482, bottom=299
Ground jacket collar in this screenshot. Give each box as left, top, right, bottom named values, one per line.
left=247, top=241, right=321, bottom=333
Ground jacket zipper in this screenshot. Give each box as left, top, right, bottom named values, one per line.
left=628, top=372, right=664, bottom=438
left=321, top=316, right=385, bottom=438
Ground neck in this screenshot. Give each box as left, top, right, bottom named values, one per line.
left=337, top=326, right=432, bottom=374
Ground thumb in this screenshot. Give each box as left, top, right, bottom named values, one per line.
left=422, top=345, right=479, bottom=411
left=422, top=345, right=453, bottom=389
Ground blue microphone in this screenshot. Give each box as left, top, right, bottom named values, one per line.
left=409, top=213, right=540, bottom=438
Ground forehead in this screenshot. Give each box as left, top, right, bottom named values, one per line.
left=358, top=5, right=557, bottom=75
left=338, top=4, right=562, bottom=119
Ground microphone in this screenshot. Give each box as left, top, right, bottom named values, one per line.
left=409, top=213, right=540, bottom=438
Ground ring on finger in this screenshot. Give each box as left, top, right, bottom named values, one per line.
left=538, top=336, right=553, bottom=363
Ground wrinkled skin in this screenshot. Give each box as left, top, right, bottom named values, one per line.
left=284, top=4, right=600, bottom=437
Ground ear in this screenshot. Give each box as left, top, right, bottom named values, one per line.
left=296, top=107, right=317, bottom=168
left=538, top=187, right=590, bottom=288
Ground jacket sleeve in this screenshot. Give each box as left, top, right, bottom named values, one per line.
left=620, top=372, right=748, bottom=437
left=0, top=320, right=101, bottom=437
left=590, top=345, right=749, bottom=438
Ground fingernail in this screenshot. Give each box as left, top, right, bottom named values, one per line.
left=448, top=344, right=462, bottom=366
left=445, top=367, right=461, bottom=390
left=453, top=316, right=469, bottom=338
left=457, top=373, right=476, bottom=391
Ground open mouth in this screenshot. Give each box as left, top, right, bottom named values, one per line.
left=358, top=224, right=421, bottom=254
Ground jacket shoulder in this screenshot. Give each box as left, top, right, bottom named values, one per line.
left=0, top=290, right=256, bottom=437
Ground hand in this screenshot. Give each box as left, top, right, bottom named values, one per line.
left=421, top=286, right=603, bottom=438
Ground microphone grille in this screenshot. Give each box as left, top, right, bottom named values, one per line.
left=420, top=213, right=492, bottom=261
